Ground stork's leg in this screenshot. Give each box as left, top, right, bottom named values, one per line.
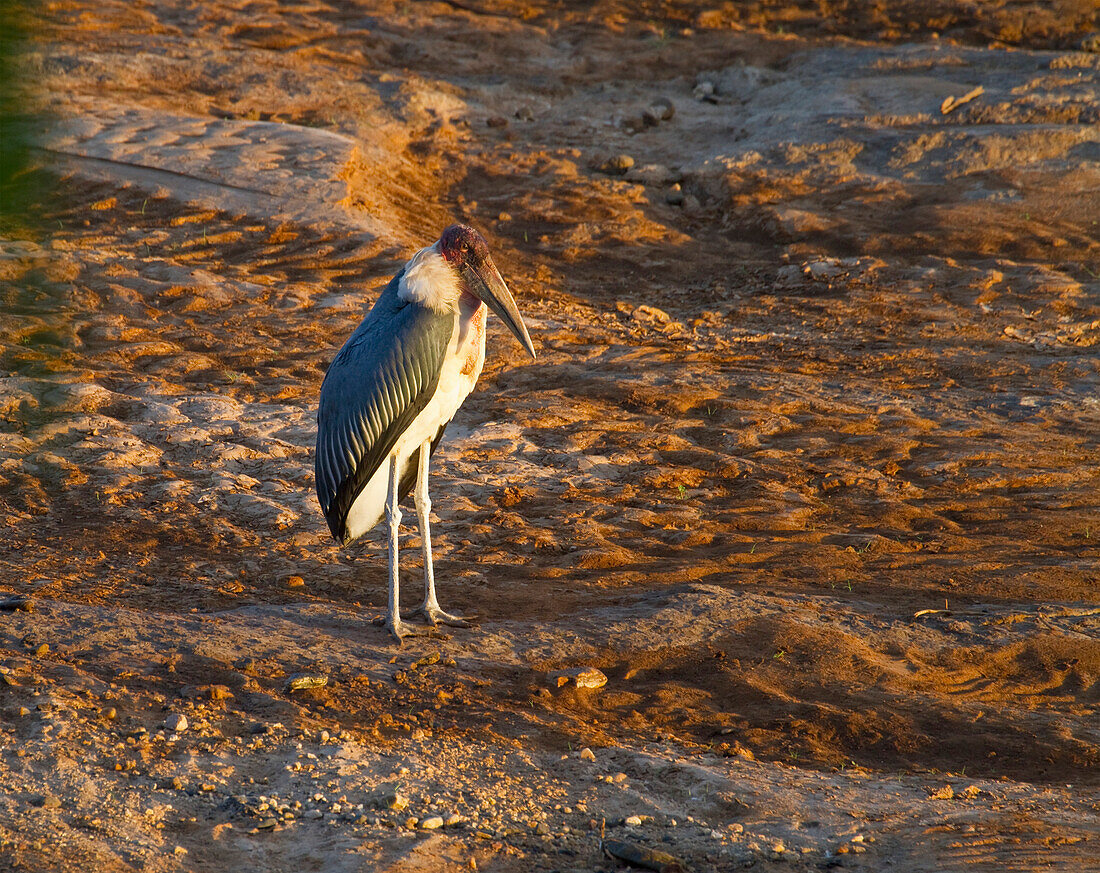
left=383, top=453, right=418, bottom=643
left=410, top=439, right=475, bottom=627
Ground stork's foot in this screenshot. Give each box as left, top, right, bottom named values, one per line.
left=408, top=604, right=477, bottom=628
left=372, top=614, right=426, bottom=645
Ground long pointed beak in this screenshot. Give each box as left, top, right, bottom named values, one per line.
left=468, top=260, right=536, bottom=359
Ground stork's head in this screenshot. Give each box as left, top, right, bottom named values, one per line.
left=440, top=224, right=535, bottom=359
left=399, top=224, right=536, bottom=359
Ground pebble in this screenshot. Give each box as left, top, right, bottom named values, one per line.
left=665, top=185, right=684, bottom=205
left=805, top=259, right=842, bottom=281
left=486, top=116, right=508, bottom=128
left=284, top=673, right=327, bottom=693
left=421, top=816, right=444, bottom=830
left=549, top=667, right=607, bottom=689
left=579, top=748, right=596, bottom=762
left=624, top=164, right=680, bottom=186
left=0, top=596, right=34, bottom=612
left=693, top=80, right=717, bottom=102
left=39, top=795, right=61, bottom=810
left=173, top=845, right=187, bottom=856
left=600, top=154, right=634, bottom=176
left=643, top=98, right=675, bottom=124
left=371, top=786, right=409, bottom=811
left=728, top=823, right=744, bottom=834
left=304, top=809, right=323, bottom=820
left=284, top=575, right=305, bottom=588
left=624, top=815, right=643, bottom=827
left=445, top=813, right=464, bottom=827
left=163, top=713, right=188, bottom=733
left=1081, top=32, right=1100, bottom=52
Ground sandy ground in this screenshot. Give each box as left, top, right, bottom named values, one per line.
left=2, top=1, right=1099, bottom=870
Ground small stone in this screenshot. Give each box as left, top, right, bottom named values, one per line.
left=405, top=817, right=419, bottom=829
left=163, top=713, right=188, bottom=733
left=534, top=822, right=550, bottom=835
left=600, top=154, right=635, bottom=176
left=319, top=730, right=330, bottom=743
left=681, top=194, right=701, bottom=213
left=173, top=845, right=187, bottom=856
left=631, top=304, right=672, bottom=325
left=486, top=116, right=508, bottom=128
left=624, top=815, right=643, bottom=827
left=624, top=164, right=680, bottom=186
left=257, top=818, right=277, bottom=829
left=693, top=80, right=717, bottom=102
left=1081, top=32, right=1100, bottom=52
left=514, top=105, right=534, bottom=121
left=805, top=259, right=842, bottom=281
left=775, top=264, right=804, bottom=285
left=421, top=816, right=444, bottom=830
left=729, top=823, right=744, bottom=834
left=370, top=785, right=409, bottom=812
left=411, top=652, right=440, bottom=670
left=579, top=748, right=596, bottom=762
left=0, top=596, right=33, bottom=612
left=284, top=673, right=327, bottom=693
left=305, top=809, right=323, bottom=820
left=549, top=667, right=608, bottom=689
left=284, top=575, right=305, bottom=588
left=643, top=98, right=675, bottom=124
left=34, top=643, right=49, bottom=657
left=929, top=785, right=954, bottom=801
left=665, top=185, right=684, bottom=205
left=39, top=795, right=61, bottom=810
left=445, top=813, right=464, bottom=827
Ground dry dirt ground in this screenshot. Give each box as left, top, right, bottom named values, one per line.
left=2, top=2, right=1099, bottom=871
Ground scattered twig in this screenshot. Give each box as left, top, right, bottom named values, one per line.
left=941, top=86, right=984, bottom=114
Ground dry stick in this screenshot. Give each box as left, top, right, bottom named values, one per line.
left=941, top=86, right=984, bottom=114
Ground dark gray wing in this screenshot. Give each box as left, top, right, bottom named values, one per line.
left=315, top=275, right=454, bottom=544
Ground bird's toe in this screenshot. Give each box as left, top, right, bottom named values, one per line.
left=410, top=606, right=477, bottom=628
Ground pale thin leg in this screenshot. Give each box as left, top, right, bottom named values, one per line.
left=383, top=453, right=419, bottom=643
left=410, top=440, right=475, bottom=627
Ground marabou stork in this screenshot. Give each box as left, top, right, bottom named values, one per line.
left=314, top=224, right=535, bottom=642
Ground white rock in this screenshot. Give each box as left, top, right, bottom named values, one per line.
left=163, top=713, right=188, bottom=732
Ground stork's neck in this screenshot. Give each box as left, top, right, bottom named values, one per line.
left=397, top=242, right=461, bottom=312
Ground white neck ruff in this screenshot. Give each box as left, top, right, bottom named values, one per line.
left=397, top=242, right=461, bottom=312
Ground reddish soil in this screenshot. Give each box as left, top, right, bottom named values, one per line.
left=1, top=2, right=1098, bottom=871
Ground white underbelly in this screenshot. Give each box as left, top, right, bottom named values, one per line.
left=343, top=318, right=484, bottom=542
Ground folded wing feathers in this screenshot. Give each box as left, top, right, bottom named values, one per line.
left=315, top=281, right=454, bottom=543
